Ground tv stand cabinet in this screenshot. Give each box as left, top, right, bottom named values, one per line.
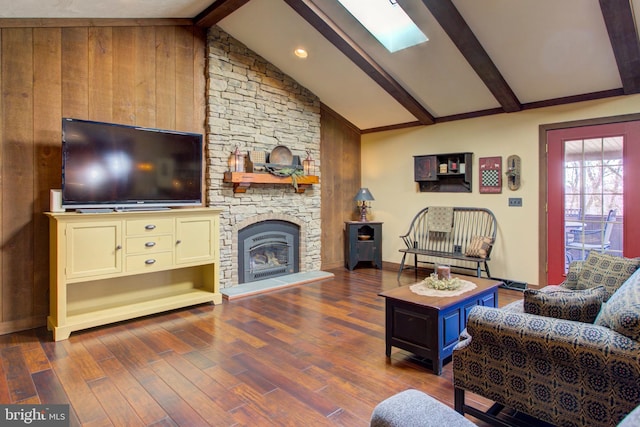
left=46, top=208, right=222, bottom=341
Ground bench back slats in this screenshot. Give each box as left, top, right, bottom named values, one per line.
left=401, top=207, right=497, bottom=258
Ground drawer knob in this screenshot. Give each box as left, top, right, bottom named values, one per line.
left=145, top=242, right=156, bottom=247
left=115, top=245, right=122, bottom=250
left=145, top=259, right=156, bottom=265
left=145, top=224, right=156, bottom=230
left=176, top=240, right=182, bottom=244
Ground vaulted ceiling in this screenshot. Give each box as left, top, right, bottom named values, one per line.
left=2, top=0, right=640, bottom=132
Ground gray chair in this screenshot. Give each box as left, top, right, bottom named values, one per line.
left=566, top=209, right=616, bottom=261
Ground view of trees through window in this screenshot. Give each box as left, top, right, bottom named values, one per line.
left=564, top=136, right=623, bottom=264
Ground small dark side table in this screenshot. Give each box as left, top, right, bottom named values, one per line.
left=344, top=221, right=382, bottom=270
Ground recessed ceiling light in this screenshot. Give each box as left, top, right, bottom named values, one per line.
left=294, top=48, right=308, bottom=59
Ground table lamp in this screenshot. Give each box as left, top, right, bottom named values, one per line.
left=354, top=188, right=374, bottom=222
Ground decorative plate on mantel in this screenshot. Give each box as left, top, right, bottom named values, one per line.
left=269, top=145, right=293, bottom=165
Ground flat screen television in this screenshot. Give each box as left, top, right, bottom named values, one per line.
left=61, top=118, right=203, bottom=211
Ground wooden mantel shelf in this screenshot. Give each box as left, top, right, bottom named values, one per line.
left=223, top=172, right=319, bottom=193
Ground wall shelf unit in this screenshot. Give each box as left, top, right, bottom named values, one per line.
left=414, top=152, right=473, bottom=192
left=223, top=172, right=319, bottom=193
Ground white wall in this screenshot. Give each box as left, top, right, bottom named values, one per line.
left=362, top=94, right=640, bottom=286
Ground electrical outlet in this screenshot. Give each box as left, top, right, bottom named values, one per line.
left=509, top=197, right=523, bottom=207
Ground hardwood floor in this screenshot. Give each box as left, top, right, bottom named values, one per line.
left=0, top=268, right=523, bottom=426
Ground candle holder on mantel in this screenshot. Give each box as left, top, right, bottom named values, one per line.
left=303, top=150, right=315, bottom=176
left=228, top=145, right=245, bottom=172
left=353, top=188, right=374, bottom=222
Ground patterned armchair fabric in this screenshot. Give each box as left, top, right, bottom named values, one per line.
left=453, top=254, right=640, bottom=426
left=453, top=307, right=640, bottom=427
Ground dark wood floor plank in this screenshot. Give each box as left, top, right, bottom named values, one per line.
left=202, top=364, right=243, bottom=390
left=31, top=369, right=68, bottom=404
left=232, top=352, right=340, bottom=417
left=146, top=358, right=236, bottom=425
left=23, top=346, right=52, bottom=374
left=88, top=377, right=145, bottom=426
left=138, top=368, right=209, bottom=426
left=0, top=356, right=12, bottom=403
left=130, top=327, right=196, bottom=356
left=0, top=268, right=522, bottom=426
left=161, top=351, right=246, bottom=413
left=50, top=356, right=110, bottom=425
left=232, top=383, right=335, bottom=426
left=31, top=369, right=81, bottom=426
left=60, top=340, right=106, bottom=382
left=98, top=329, right=162, bottom=370
left=98, top=357, right=169, bottom=425
left=74, top=329, right=116, bottom=363
left=1, top=346, right=37, bottom=402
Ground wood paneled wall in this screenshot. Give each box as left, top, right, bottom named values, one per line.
left=0, top=23, right=206, bottom=335
left=320, top=104, right=362, bottom=270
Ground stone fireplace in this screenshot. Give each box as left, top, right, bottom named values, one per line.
left=205, top=27, right=322, bottom=289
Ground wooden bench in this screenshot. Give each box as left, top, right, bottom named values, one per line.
left=398, top=207, right=497, bottom=279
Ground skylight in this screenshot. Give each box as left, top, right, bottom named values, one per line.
left=337, top=0, right=428, bottom=53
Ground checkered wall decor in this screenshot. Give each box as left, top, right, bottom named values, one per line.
left=479, top=156, right=502, bottom=193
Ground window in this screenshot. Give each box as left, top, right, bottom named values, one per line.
left=564, top=137, right=623, bottom=263
left=336, top=0, right=428, bottom=53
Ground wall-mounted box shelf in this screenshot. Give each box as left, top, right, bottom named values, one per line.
left=414, top=152, right=473, bottom=192
left=223, top=172, right=319, bottom=193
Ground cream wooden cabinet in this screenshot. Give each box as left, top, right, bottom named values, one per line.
left=46, top=208, right=222, bottom=341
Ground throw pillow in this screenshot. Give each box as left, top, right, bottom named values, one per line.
left=561, top=261, right=584, bottom=290
left=523, top=286, right=607, bottom=323
left=576, top=252, right=639, bottom=300
left=465, top=236, right=492, bottom=259
left=594, top=269, right=640, bottom=341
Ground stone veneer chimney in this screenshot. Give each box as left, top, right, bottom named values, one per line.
left=205, top=26, right=322, bottom=289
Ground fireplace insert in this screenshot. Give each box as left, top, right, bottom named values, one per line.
left=238, top=220, right=300, bottom=283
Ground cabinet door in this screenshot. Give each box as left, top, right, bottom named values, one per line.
left=414, top=155, right=438, bottom=181
left=65, top=221, right=123, bottom=280
left=175, top=216, right=216, bottom=264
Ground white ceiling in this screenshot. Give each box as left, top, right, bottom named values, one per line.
left=2, top=0, right=639, bottom=131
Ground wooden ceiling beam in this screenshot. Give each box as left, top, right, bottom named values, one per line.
left=282, top=0, right=435, bottom=125
left=419, top=0, right=521, bottom=113
left=599, top=0, right=640, bottom=94
left=194, top=0, right=251, bottom=28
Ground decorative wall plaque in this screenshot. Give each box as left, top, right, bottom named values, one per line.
left=479, top=156, right=502, bottom=194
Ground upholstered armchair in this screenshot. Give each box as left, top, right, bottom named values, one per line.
left=453, top=253, right=640, bottom=427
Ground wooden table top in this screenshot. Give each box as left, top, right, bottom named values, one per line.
left=379, top=276, right=503, bottom=310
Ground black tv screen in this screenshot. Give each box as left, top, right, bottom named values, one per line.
left=61, top=118, right=203, bottom=210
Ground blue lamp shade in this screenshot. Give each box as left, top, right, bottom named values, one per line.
left=354, top=188, right=374, bottom=221
left=353, top=188, right=375, bottom=202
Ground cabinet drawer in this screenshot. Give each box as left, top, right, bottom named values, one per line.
left=126, top=218, right=173, bottom=236
left=126, top=234, right=174, bottom=254
left=125, top=251, right=173, bottom=272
